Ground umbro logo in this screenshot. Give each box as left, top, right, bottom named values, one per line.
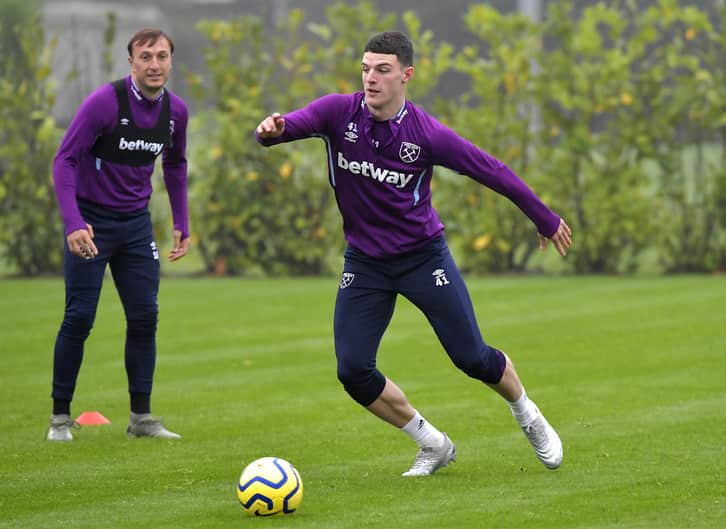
left=344, top=122, right=358, bottom=143
left=120, top=118, right=130, bottom=126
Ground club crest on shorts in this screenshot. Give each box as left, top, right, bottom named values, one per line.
left=432, top=268, right=449, bottom=286
left=399, top=141, right=421, bottom=163
left=340, top=272, right=355, bottom=289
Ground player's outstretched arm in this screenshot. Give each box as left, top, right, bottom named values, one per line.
left=256, top=112, right=285, bottom=139
left=538, top=219, right=572, bottom=257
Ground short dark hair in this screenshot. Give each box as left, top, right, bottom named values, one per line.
left=127, top=28, right=174, bottom=56
left=364, top=31, right=414, bottom=67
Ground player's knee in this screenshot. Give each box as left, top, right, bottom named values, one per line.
left=336, top=365, right=386, bottom=407
left=455, top=346, right=506, bottom=384
left=59, top=312, right=95, bottom=339
left=126, top=308, right=158, bottom=337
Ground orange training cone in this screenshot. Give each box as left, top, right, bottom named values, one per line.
left=75, top=411, right=111, bottom=425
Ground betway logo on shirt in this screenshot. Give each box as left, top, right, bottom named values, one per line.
left=337, top=152, right=413, bottom=189
left=118, top=137, right=164, bottom=155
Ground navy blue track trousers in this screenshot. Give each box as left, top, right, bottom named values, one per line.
left=52, top=200, right=160, bottom=401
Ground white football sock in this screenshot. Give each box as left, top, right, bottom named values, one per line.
left=507, top=388, right=539, bottom=427
left=401, top=410, right=445, bottom=448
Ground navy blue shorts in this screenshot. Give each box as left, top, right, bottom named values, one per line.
left=333, top=236, right=506, bottom=405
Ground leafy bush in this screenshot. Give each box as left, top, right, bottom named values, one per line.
left=439, top=1, right=725, bottom=274
left=0, top=5, right=63, bottom=275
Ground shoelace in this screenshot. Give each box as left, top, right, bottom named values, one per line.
left=136, top=418, right=160, bottom=425
left=409, top=446, right=444, bottom=469
left=50, top=419, right=80, bottom=432
left=134, top=418, right=166, bottom=431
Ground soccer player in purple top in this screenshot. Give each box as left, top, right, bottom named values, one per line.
left=47, top=29, right=189, bottom=441
left=256, top=31, right=572, bottom=475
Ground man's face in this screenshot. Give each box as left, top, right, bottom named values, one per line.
left=128, top=37, right=172, bottom=95
left=361, top=52, right=412, bottom=112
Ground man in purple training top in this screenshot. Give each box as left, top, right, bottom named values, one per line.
left=256, top=31, right=572, bottom=476
left=48, top=29, right=190, bottom=441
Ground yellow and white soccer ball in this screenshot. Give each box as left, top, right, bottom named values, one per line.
left=237, top=457, right=303, bottom=516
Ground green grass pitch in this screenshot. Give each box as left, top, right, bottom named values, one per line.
left=0, top=276, right=724, bottom=528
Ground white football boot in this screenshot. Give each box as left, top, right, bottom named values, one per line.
left=126, top=413, right=181, bottom=439
left=521, top=406, right=563, bottom=469
left=402, top=433, right=456, bottom=477
left=47, top=414, right=79, bottom=441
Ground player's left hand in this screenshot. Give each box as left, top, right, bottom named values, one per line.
left=168, top=230, right=190, bottom=262
left=256, top=112, right=285, bottom=138
left=539, top=219, right=572, bottom=257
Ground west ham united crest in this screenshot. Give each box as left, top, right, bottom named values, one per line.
left=339, top=272, right=355, bottom=289
left=399, top=141, right=421, bottom=163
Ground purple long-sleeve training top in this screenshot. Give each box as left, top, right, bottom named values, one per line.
left=53, top=75, right=189, bottom=238
left=256, top=92, right=559, bottom=258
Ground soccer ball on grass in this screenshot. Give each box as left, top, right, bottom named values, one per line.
left=237, top=457, right=303, bottom=516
